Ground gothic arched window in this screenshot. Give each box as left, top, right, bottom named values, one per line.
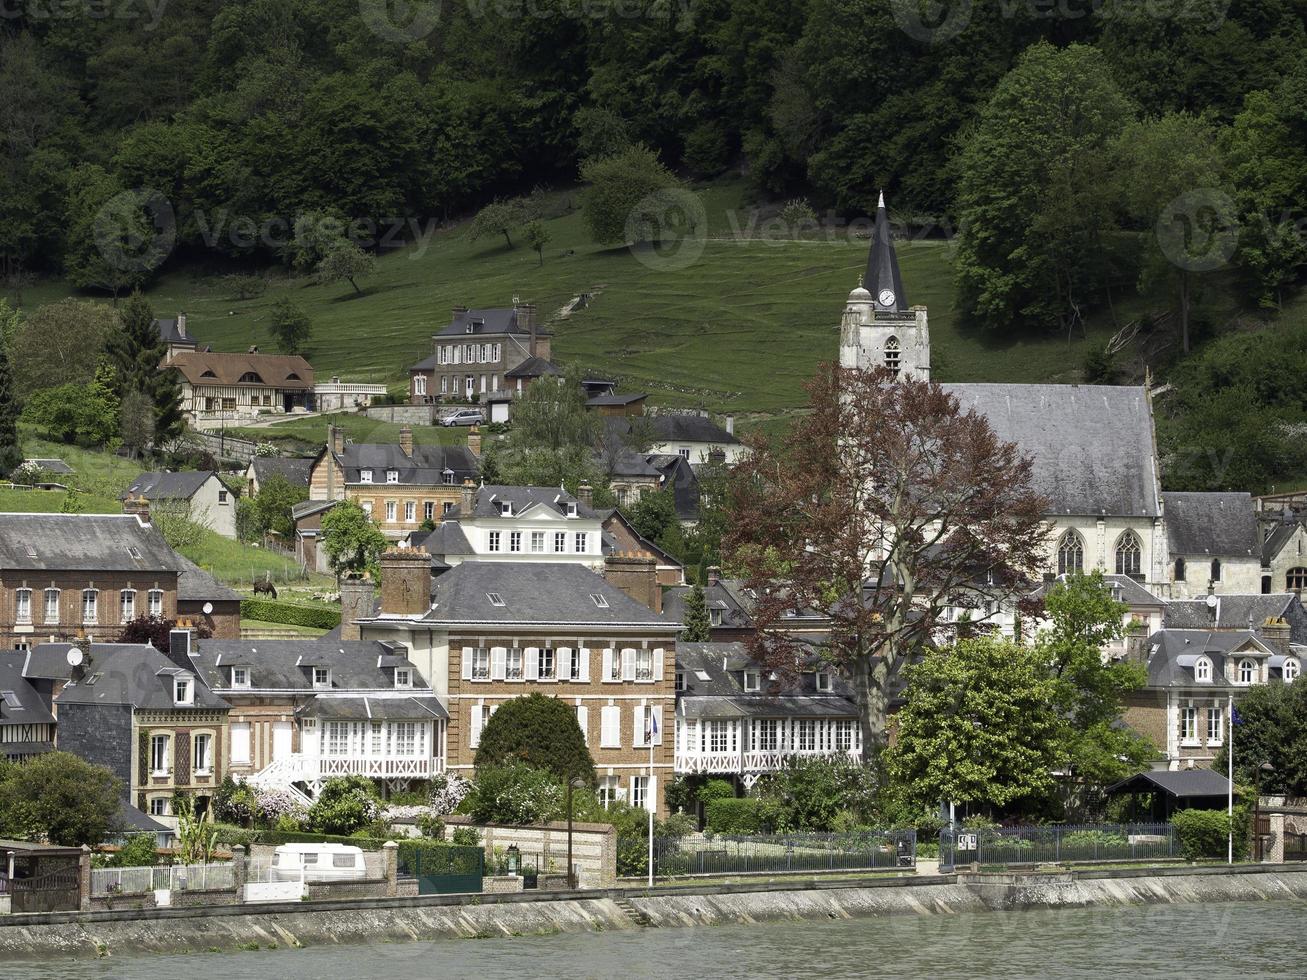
left=1057, top=530, right=1084, bottom=576
left=884, top=336, right=901, bottom=376
left=1115, top=531, right=1142, bottom=577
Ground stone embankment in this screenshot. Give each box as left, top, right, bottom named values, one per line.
left=4, top=865, right=1306, bottom=959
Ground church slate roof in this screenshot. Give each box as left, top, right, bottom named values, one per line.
left=863, top=192, right=908, bottom=313
left=941, top=383, right=1161, bottom=518
left=1162, top=492, right=1259, bottom=557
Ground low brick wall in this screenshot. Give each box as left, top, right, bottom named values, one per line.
left=483, top=876, right=524, bottom=895
left=444, top=816, right=616, bottom=888
left=304, top=878, right=390, bottom=902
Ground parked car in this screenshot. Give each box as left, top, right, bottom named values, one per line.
left=441, top=409, right=484, bottom=427
left=271, top=843, right=367, bottom=881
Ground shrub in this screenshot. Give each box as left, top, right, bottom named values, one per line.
left=415, top=813, right=445, bottom=839
left=461, top=762, right=564, bottom=825
left=473, top=692, right=595, bottom=783
left=214, top=776, right=258, bottom=826
left=112, top=833, right=159, bottom=867
left=705, top=797, right=766, bottom=834
left=428, top=772, right=472, bottom=815
left=752, top=756, right=880, bottom=832
left=1061, top=829, right=1128, bottom=851
left=307, top=776, right=381, bottom=835
left=1173, top=808, right=1249, bottom=862
left=239, top=598, right=341, bottom=630
left=450, top=826, right=482, bottom=848
left=697, top=779, right=736, bottom=804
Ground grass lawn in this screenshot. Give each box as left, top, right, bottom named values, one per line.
left=18, top=431, right=149, bottom=499
left=226, top=411, right=467, bottom=455
left=12, top=180, right=1132, bottom=424
left=177, top=529, right=334, bottom=589
left=0, top=486, right=122, bottom=514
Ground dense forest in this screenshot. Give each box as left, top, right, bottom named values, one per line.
left=5, top=1, right=1307, bottom=489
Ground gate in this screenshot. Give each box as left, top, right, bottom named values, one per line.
left=408, top=845, right=483, bottom=895
left=11, top=858, right=80, bottom=913
left=1285, top=833, right=1307, bottom=862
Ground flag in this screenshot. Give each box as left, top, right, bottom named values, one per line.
left=1232, top=706, right=1244, bottom=726
left=645, top=708, right=659, bottom=744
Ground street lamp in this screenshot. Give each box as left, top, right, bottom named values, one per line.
left=566, top=776, right=587, bottom=890
left=506, top=844, right=520, bottom=876
left=1253, top=761, right=1275, bottom=862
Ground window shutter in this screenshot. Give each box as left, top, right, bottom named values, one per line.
left=601, top=705, right=620, bottom=747
left=525, top=647, right=539, bottom=681
left=634, top=705, right=646, bottom=748
left=652, top=647, right=664, bottom=682
left=622, top=648, right=636, bottom=682
left=576, top=706, right=588, bottom=745
left=601, top=648, right=613, bottom=683
left=470, top=704, right=483, bottom=748
left=579, top=648, right=591, bottom=683
left=461, top=647, right=473, bottom=681
left=491, top=647, right=507, bottom=681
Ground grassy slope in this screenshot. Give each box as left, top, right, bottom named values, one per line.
left=226, top=410, right=467, bottom=454
left=15, top=181, right=1131, bottom=427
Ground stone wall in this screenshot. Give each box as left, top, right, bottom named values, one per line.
left=363, top=405, right=439, bottom=425
left=444, top=816, right=616, bottom=888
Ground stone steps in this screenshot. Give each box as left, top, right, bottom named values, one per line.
left=613, top=897, right=652, bottom=927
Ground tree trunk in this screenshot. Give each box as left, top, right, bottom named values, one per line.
left=502, top=230, right=513, bottom=249
left=854, top=653, right=889, bottom=761
left=348, top=276, right=361, bottom=294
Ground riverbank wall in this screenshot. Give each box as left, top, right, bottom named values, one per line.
left=3, top=865, right=1306, bottom=959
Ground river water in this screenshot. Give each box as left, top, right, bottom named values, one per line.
left=8, top=901, right=1306, bottom=978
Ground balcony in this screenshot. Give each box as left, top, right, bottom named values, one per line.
left=675, top=746, right=861, bottom=776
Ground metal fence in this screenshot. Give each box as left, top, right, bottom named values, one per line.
left=939, top=823, right=1177, bottom=871
left=91, top=862, right=235, bottom=897
left=630, top=831, right=916, bottom=880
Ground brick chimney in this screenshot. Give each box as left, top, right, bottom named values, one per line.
left=123, top=492, right=151, bottom=524
left=1260, top=619, right=1292, bottom=656
left=577, top=481, right=593, bottom=509
left=604, top=553, right=661, bottom=613
left=707, top=565, right=721, bottom=586
left=338, top=576, right=375, bottom=641
left=176, top=312, right=187, bottom=338
left=466, top=425, right=481, bottom=457
left=329, top=425, right=345, bottom=456
left=460, top=479, right=476, bottom=516
left=399, top=426, right=414, bottom=457
left=452, top=305, right=468, bottom=320
left=380, top=548, right=432, bottom=617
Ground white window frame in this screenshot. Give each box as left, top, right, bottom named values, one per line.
left=472, top=648, right=491, bottom=681
left=193, top=733, right=212, bottom=775
left=1238, top=658, right=1257, bottom=685
left=14, top=588, right=31, bottom=624
left=1180, top=705, right=1198, bottom=745
left=82, top=588, right=98, bottom=625
left=510, top=531, right=522, bottom=553
left=174, top=677, right=192, bottom=706
left=553, top=531, right=566, bottom=553
left=1206, top=707, right=1223, bottom=745
left=360, top=469, right=374, bottom=484
left=488, top=531, right=501, bottom=552
left=575, top=531, right=588, bottom=553
left=120, top=589, right=136, bottom=623
left=386, top=470, right=399, bottom=484
left=150, top=734, right=170, bottom=776
left=538, top=647, right=555, bottom=680
left=313, top=667, right=331, bottom=689
left=815, top=671, right=832, bottom=693
left=44, top=588, right=60, bottom=624
left=232, top=666, right=250, bottom=689
left=405, top=501, right=416, bottom=523
left=743, top=670, right=760, bottom=693
left=1286, top=658, right=1301, bottom=683
left=148, top=589, right=163, bottom=617
left=230, top=722, right=251, bottom=765
left=506, top=648, right=524, bottom=681
left=395, top=668, right=412, bottom=689
left=530, top=531, right=545, bottom=553
left=1195, top=658, right=1212, bottom=683
left=386, top=500, right=397, bottom=522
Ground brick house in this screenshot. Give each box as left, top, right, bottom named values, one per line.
left=306, top=426, right=480, bottom=541
left=45, top=640, right=229, bottom=825
left=176, top=558, right=242, bottom=639
left=408, top=302, right=551, bottom=404
left=0, top=514, right=185, bottom=652
left=352, top=551, right=681, bottom=814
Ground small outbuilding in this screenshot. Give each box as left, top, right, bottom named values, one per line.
left=1105, top=768, right=1234, bottom=822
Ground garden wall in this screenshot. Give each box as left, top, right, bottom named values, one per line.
left=443, top=816, right=617, bottom=888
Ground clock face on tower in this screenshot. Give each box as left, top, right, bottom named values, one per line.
left=878, top=288, right=895, bottom=308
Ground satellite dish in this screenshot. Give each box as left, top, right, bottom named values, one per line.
left=66, top=648, right=84, bottom=668
left=1206, top=594, right=1219, bottom=609
left=202, top=602, right=214, bottom=615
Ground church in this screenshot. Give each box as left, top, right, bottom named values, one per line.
left=839, top=194, right=1171, bottom=589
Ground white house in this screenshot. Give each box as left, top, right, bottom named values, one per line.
left=121, top=471, right=238, bottom=539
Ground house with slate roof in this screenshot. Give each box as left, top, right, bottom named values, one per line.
left=176, top=557, right=241, bottom=639
left=0, top=513, right=186, bottom=652
left=43, top=640, right=229, bottom=825
left=307, top=425, right=480, bottom=540
left=605, top=414, right=743, bottom=466
left=1162, top=491, right=1263, bottom=597
left=0, top=652, right=55, bottom=761
left=121, top=470, right=237, bottom=539
left=1259, top=505, right=1307, bottom=601
left=674, top=642, right=861, bottom=788
left=408, top=301, right=551, bottom=404
left=189, top=638, right=445, bottom=799
left=347, top=551, right=680, bottom=813
left=1122, top=627, right=1302, bottom=770
left=244, top=456, right=314, bottom=497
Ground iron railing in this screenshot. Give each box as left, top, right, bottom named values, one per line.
left=626, top=830, right=916, bottom=880
left=939, top=823, right=1177, bottom=871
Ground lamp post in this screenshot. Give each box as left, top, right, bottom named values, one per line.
left=565, top=776, right=586, bottom=890
left=506, top=844, right=519, bottom=876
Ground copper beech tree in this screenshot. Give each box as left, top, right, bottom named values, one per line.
left=725, top=364, right=1050, bottom=754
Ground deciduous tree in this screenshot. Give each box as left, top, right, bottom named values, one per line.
left=0, top=339, right=20, bottom=478
left=580, top=144, right=683, bottom=245
left=473, top=692, right=596, bottom=784
left=268, top=298, right=312, bottom=355
left=726, top=363, right=1049, bottom=751
left=316, top=241, right=375, bottom=295
left=321, top=499, right=387, bottom=580
left=0, top=752, right=122, bottom=846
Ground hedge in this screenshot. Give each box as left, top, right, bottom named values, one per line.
left=705, top=797, right=766, bottom=834
left=241, top=598, right=341, bottom=629
left=1172, top=808, right=1249, bottom=861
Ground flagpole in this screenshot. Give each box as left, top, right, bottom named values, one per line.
left=647, top=711, right=656, bottom=888
left=1228, top=692, right=1234, bottom=865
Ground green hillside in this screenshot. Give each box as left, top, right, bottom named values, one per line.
left=16, top=182, right=1134, bottom=425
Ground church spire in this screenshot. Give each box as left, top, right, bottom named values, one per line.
left=863, top=190, right=907, bottom=313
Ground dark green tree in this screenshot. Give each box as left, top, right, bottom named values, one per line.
left=629, top=488, right=678, bottom=544
left=681, top=584, right=711, bottom=642
left=0, top=752, right=122, bottom=845
left=0, top=341, right=21, bottom=477
left=1213, top=681, right=1307, bottom=797
left=268, top=298, right=312, bottom=355
left=250, top=472, right=309, bottom=540
left=320, top=499, right=387, bottom=580
left=106, top=291, right=183, bottom=443
left=474, top=692, right=596, bottom=784
left=580, top=144, right=685, bottom=245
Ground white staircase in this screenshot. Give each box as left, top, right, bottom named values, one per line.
left=246, top=758, right=315, bottom=807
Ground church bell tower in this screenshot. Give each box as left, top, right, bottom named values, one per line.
left=839, top=192, right=930, bottom=380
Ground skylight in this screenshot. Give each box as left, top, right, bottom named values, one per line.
left=0, top=690, right=20, bottom=708
left=694, top=670, right=711, bottom=682
left=590, top=593, right=609, bottom=608
left=486, top=592, right=505, bottom=607
left=24, top=543, right=36, bottom=559
left=127, top=546, right=143, bottom=560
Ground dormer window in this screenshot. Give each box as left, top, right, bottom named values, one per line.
left=500, top=501, right=513, bottom=516
left=743, top=670, right=760, bottom=692
left=360, top=469, right=374, bottom=484
left=232, top=667, right=251, bottom=688
left=1237, top=658, right=1257, bottom=685
left=709, top=608, right=722, bottom=626
left=386, top=470, right=399, bottom=484
left=815, top=672, right=832, bottom=693
left=174, top=677, right=193, bottom=706
left=313, top=667, right=331, bottom=689
left=675, top=671, right=686, bottom=692
left=1194, top=657, right=1212, bottom=682
left=394, top=668, right=411, bottom=689
left=443, top=469, right=455, bottom=485
left=566, top=502, right=578, bottom=517
left=238, top=371, right=263, bottom=384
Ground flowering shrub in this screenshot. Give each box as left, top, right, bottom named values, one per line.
left=254, top=442, right=279, bottom=457
left=254, top=785, right=308, bottom=827
left=429, top=772, right=472, bottom=814
left=462, top=763, right=564, bottom=825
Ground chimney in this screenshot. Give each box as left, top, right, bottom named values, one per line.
left=177, top=312, right=187, bottom=338
left=380, top=548, right=433, bottom=617
left=123, top=492, right=151, bottom=524
left=577, top=481, right=593, bottom=509
left=399, top=426, right=414, bottom=457
left=707, top=565, right=721, bottom=586
left=1260, top=619, right=1292, bottom=656
left=460, top=478, right=476, bottom=516
left=604, top=553, right=661, bottom=613
left=452, top=304, right=468, bottom=320
left=466, top=425, right=482, bottom=457
left=724, top=414, right=734, bottom=436
left=330, top=425, right=345, bottom=456
left=338, top=576, right=376, bottom=641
